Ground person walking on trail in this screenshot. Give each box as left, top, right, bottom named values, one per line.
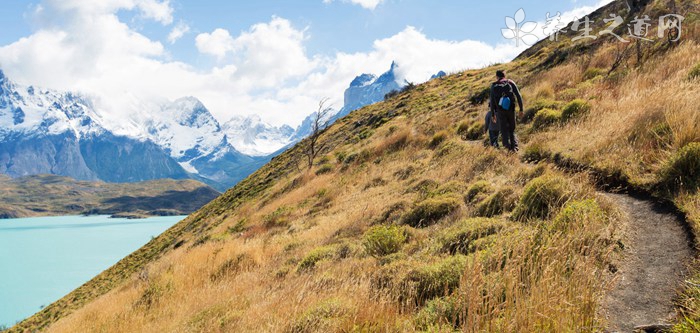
left=484, top=109, right=499, bottom=148
left=489, top=70, right=523, bottom=151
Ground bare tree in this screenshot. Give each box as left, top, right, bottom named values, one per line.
left=305, top=98, right=333, bottom=170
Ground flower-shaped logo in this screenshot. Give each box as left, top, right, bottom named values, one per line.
left=501, top=8, right=539, bottom=46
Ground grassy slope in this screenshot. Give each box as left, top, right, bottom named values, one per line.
left=0, top=175, right=221, bottom=218
left=9, top=0, right=700, bottom=331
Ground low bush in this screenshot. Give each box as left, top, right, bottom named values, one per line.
left=263, top=206, right=293, bottom=228
left=534, top=84, right=555, bottom=100
left=464, top=181, right=492, bottom=203
left=689, top=62, right=700, bottom=80
left=532, top=108, right=562, bottom=130
left=523, top=99, right=560, bottom=123
left=658, top=142, right=700, bottom=194
left=297, top=245, right=339, bottom=272
left=473, top=188, right=517, bottom=217
left=284, top=299, right=346, bottom=333
left=409, top=179, right=440, bottom=198
left=429, top=181, right=467, bottom=198
left=315, top=164, right=334, bottom=175
left=513, top=175, right=572, bottom=221
left=403, top=196, right=461, bottom=227
left=429, top=130, right=449, bottom=148
left=456, top=121, right=483, bottom=141
left=362, top=225, right=408, bottom=257
left=375, top=201, right=409, bottom=224
left=583, top=67, right=606, bottom=81
left=398, top=256, right=467, bottom=305
left=561, top=99, right=591, bottom=122
left=456, top=121, right=471, bottom=137
left=522, top=142, right=551, bottom=162
left=469, top=87, right=490, bottom=105
left=438, top=218, right=506, bottom=255
left=551, top=199, right=606, bottom=232
left=415, top=296, right=462, bottom=330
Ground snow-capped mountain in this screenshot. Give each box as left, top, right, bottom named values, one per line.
left=338, top=61, right=403, bottom=118
left=222, top=115, right=294, bottom=156
left=0, top=70, right=265, bottom=190
left=290, top=62, right=406, bottom=141
left=0, top=69, right=190, bottom=183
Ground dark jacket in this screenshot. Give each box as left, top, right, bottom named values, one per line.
left=485, top=111, right=499, bottom=132
left=489, top=79, right=523, bottom=113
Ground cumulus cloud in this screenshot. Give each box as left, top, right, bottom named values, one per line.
left=195, top=28, right=235, bottom=59
left=167, top=21, right=190, bottom=44
left=323, top=0, right=385, bottom=10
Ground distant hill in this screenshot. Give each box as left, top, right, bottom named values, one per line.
left=0, top=174, right=220, bottom=219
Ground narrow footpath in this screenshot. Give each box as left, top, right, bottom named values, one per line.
left=603, top=193, right=695, bottom=332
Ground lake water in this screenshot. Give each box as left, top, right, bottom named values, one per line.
left=0, top=215, right=184, bottom=328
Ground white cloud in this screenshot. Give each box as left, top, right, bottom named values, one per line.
left=195, top=28, right=234, bottom=59
left=44, top=0, right=174, bottom=25
left=323, top=0, right=385, bottom=10
left=167, top=21, right=190, bottom=44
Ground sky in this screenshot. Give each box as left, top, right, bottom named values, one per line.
left=0, top=0, right=612, bottom=128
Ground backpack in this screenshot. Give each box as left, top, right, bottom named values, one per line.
left=492, top=79, right=514, bottom=111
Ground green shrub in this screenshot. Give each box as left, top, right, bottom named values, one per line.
left=297, top=245, right=338, bottom=272
left=263, top=206, right=292, bottom=228
left=456, top=121, right=483, bottom=141
left=689, top=63, right=700, bottom=80
left=469, top=87, right=490, bottom=105
left=561, top=99, right=591, bottom=122
left=464, top=181, right=492, bottom=203
left=532, top=108, right=562, bottom=130
left=403, top=196, right=461, bottom=228
left=375, top=201, right=409, bottom=224
left=522, top=142, right=551, bottom=162
left=438, top=218, right=506, bottom=255
left=315, top=164, right=334, bottom=175
left=523, top=99, right=560, bottom=123
left=429, top=181, right=467, bottom=198
left=363, top=225, right=408, bottom=257
left=473, top=188, right=517, bottom=217
left=415, top=296, right=462, bottom=330
left=285, top=299, right=346, bottom=333
left=456, top=121, right=471, bottom=137
left=551, top=199, right=606, bottom=232
left=429, top=130, right=449, bottom=148
left=398, top=256, right=467, bottom=305
left=583, top=67, right=606, bottom=81
left=659, top=142, right=700, bottom=193
left=409, top=179, right=440, bottom=198
left=557, top=88, right=579, bottom=101
left=513, top=175, right=572, bottom=221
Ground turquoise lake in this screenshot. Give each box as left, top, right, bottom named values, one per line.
left=0, top=215, right=185, bottom=328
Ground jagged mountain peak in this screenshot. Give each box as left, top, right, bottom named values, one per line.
left=350, top=73, right=377, bottom=87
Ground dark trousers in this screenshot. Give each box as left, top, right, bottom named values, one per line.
left=497, top=109, right=518, bottom=151
left=488, top=130, right=499, bottom=147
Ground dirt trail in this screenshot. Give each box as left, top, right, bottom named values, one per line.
left=603, top=193, right=695, bottom=332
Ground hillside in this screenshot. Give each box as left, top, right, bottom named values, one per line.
left=0, top=175, right=220, bottom=219
left=8, top=0, right=700, bottom=332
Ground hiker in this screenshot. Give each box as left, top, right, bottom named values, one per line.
left=489, top=70, right=523, bottom=151
left=484, top=109, right=499, bottom=148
